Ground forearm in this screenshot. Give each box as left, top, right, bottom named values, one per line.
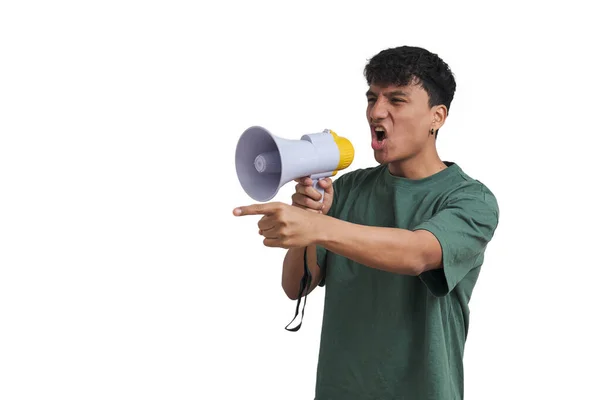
left=282, top=245, right=322, bottom=300
left=314, top=215, right=426, bottom=276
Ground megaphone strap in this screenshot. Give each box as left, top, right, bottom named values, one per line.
left=284, top=247, right=312, bottom=332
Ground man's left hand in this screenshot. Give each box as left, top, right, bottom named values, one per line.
left=233, top=202, right=320, bottom=249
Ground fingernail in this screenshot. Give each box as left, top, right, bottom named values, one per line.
left=233, top=208, right=241, bottom=216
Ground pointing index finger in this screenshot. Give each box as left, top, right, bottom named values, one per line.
left=233, top=202, right=280, bottom=216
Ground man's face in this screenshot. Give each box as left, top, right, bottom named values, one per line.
left=366, top=82, right=439, bottom=164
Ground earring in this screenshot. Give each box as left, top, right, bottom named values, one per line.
left=430, top=129, right=435, bottom=135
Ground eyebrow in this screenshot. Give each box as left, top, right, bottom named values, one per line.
left=366, top=90, right=409, bottom=97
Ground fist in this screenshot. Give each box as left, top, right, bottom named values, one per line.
left=291, top=177, right=334, bottom=215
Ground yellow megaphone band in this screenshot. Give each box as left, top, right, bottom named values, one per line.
left=328, top=130, right=355, bottom=175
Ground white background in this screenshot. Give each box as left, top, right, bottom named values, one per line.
left=1, top=1, right=599, bottom=399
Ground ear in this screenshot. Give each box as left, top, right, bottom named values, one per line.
left=431, top=105, right=448, bottom=131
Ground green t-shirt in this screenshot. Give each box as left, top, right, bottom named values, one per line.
left=314, top=161, right=499, bottom=400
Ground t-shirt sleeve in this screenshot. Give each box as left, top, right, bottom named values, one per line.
left=316, top=245, right=328, bottom=287
left=412, top=185, right=499, bottom=297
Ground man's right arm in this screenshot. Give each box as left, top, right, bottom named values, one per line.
left=281, top=245, right=322, bottom=300
left=281, top=176, right=333, bottom=300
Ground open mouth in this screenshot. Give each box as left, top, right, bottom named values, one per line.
left=373, top=126, right=386, bottom=141
left=371, top=126, right=387, bottom=151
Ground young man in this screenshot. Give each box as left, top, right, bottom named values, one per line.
left=234, top=46, right=499, bottom=399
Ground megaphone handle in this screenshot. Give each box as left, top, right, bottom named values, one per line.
left=312, top=178, right=325, bottom=203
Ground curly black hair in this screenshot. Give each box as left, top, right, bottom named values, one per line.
left=364, top=46, right=456, bottom=114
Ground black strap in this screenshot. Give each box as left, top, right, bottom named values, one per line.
left=285, top=247, right=312, bottom=332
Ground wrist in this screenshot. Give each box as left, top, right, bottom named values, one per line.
left=312, top=213, right=334, bottom=247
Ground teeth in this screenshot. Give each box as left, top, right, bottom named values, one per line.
left=375, top=127, right=385, bottom=132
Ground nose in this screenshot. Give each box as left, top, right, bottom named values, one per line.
left=368, top=97, right=388, bottom=121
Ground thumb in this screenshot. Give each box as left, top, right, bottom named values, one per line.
left=319, top=177, right=333, bottom=194
left=319, top=178, right=334, bottom=212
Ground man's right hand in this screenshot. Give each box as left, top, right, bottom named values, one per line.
left=291, top=177, right=334, bottom=215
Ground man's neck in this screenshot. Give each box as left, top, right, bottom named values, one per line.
left=387, top=151, right=447, bottom=180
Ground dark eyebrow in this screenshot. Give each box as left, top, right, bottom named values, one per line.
left=387, top=90, right=408, bottom=97
left=365, top=90, right=408, bottom=97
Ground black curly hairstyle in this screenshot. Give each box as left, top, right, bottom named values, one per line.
left=364, top=46, right=457, bottom=125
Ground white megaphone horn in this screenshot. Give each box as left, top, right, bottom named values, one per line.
left=235, top=126, right=355, bottom=202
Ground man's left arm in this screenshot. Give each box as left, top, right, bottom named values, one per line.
left=313, top=187, right=499, bottom=286
left=314, top=218, right=442, bottom=276
left=234, top=185, right=499, bottom=294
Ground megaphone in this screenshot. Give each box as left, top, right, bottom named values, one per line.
left=235, top=126, right=355, bottom=202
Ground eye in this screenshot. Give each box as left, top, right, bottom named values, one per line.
left=391, top=98, right=405, bottom=104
